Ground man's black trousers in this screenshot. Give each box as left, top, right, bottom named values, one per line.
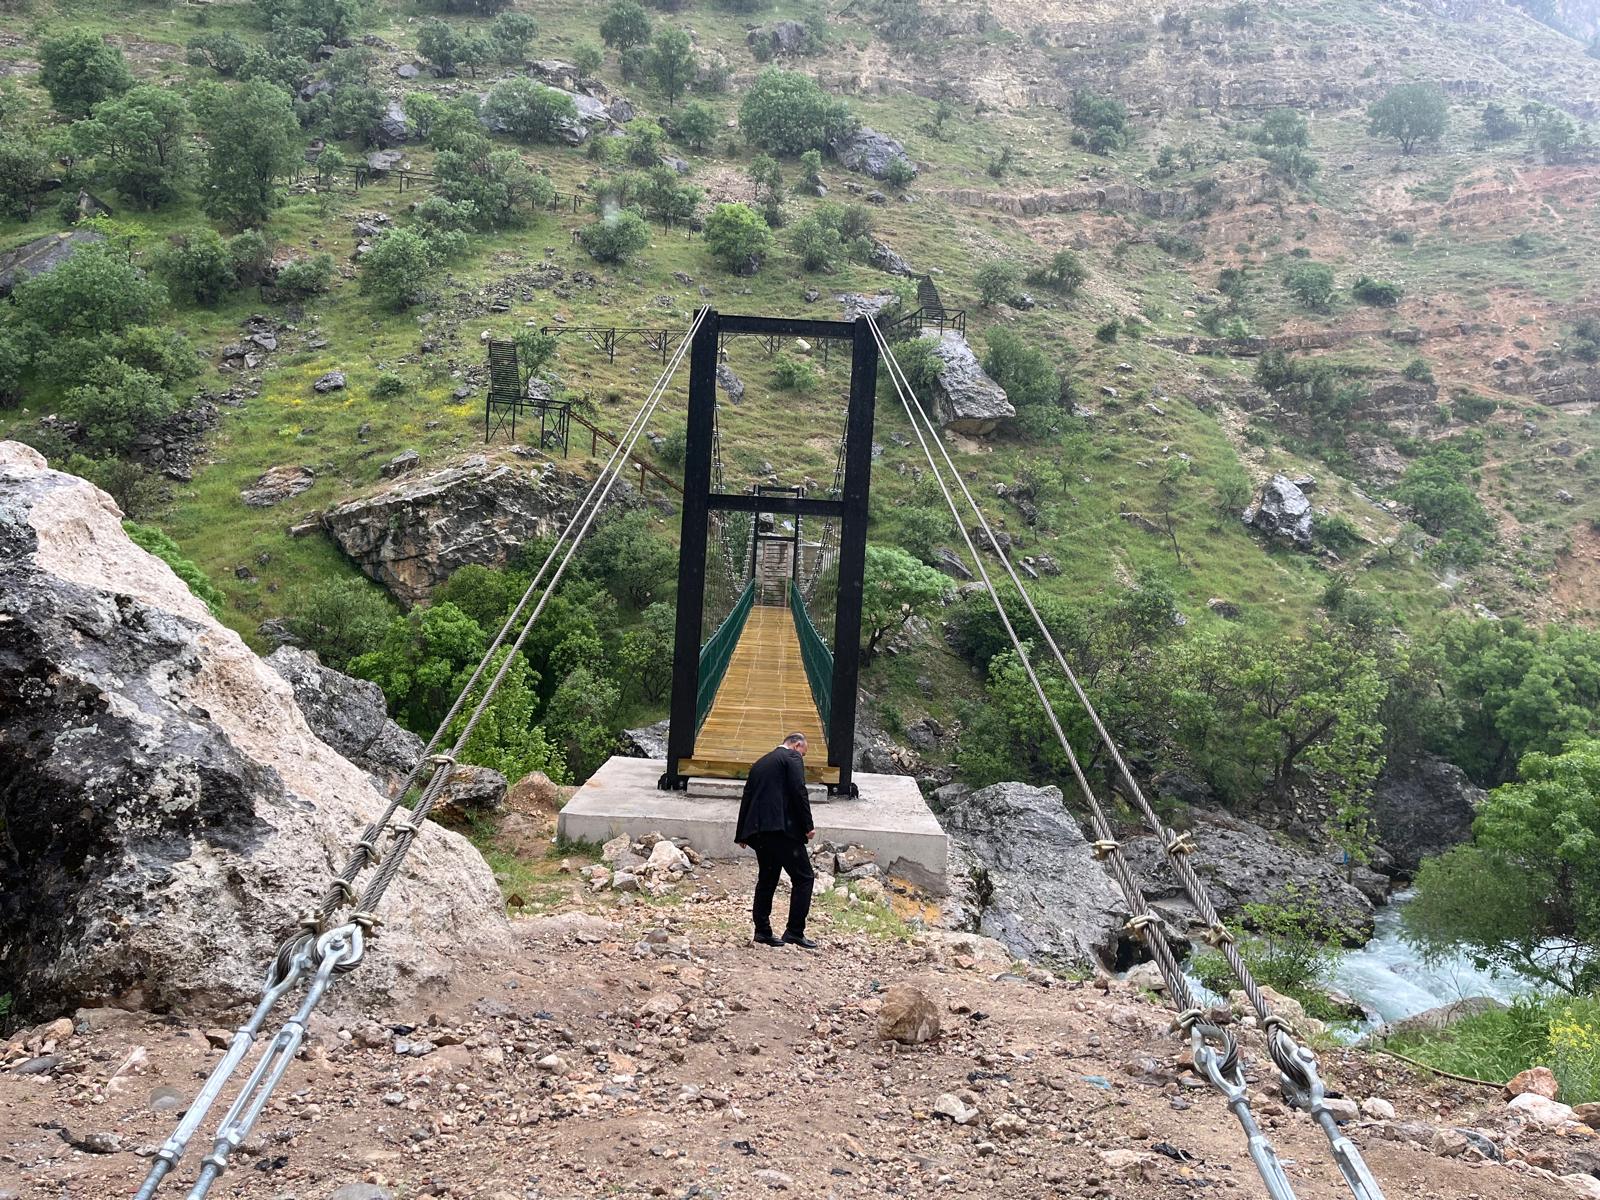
left=749, top=832, right=814, bottom=938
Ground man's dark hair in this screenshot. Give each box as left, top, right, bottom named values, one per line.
left=783, top=732, right=807, bottom=746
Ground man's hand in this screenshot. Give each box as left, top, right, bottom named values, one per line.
left=806, top=830, right=815, bottom=841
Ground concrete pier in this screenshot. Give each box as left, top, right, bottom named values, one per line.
left=558, top=756, right=950, bottom=892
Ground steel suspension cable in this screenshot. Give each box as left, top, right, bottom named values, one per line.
left=868, top=316, right=1383, bottom=1200
left=135, top=309, right=708, bottom=1200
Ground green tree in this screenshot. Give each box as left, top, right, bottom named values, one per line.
left=187, top=31, right=250, bottom=76
left=860, top=544, right=951, bottom=660
left=12, top=242, right=164, bottom=338
left=1480, top=101, right=1520, bottom=142
left=1253, top=106, right=1309, bottom=149
left=704, top=201, right=774, bottom=273
left=490, top=11, right=539, bottom=61
left=571, top=41, right=604, bottom=79
left=350, top=601, right=489, bottom=733
left=1283, top=260, right=1335, bottom=309
left=360, top=228, right=438, bottom=309
left=192, top=81, right=301, bottom=228
left=404, top=93, right=447, bottom=141
left=38, top=31, right=131, bottom=118
left=674, top=99, right=717, bottom=150
left=1351, top=275, right=1402, bottom=307
left=483, top=77, right=578, bottom=142
left=617, top=601, right=676, bottom=702
left=544, top=664, right=621, bottom=781
left=64, top=362, right=179, bottom=453
left=974, top=260, right=1019, bottom=307
left=0, top=135, right=50, bottom=218
left=419, top=19, right=463, bottom=76
left=151, top=228, right=238, bottom=304
left=71, top=86, right=192, bottom=208
left=1407, top=738, right=1600, bottom=994
left=648, top=27, right=696, bottom=106
left=1036, top=248, right=1088, bottom=295
left=579, top=208, right=651, bottom=263
left=982, top=327, right=1057, bottom=410
left=747, top=152, right=782, bottom=200
left=600, top=0, right=653, bottom=49
left=446, top=646, right=568, bottom=783
left=1368, top=82, right=1448, bottom=154
left=580, top=512, right=677, bottom=607
left=787, top=209, right=845, bottom=271
left=1069, top=90, right=1130, bottom=154
left=738, top=67, right=856, bottom=155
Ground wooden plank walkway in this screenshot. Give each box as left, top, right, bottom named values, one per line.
left=680, top=605, right=837, bottom=784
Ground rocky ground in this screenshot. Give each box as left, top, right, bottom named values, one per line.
left=3, top=845, right=1596, bottom=1200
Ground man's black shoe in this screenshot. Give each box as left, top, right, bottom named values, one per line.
left=753, top=932, right=785, bottom=947
left=782, top=933, right=818, bottom=949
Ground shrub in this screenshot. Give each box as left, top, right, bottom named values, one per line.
left=65, top=363, right=179, bottom=452
left=285, top=576, right=395, bottom=670
left=275, top=253, right=335, bottom=296
left=1283, top=260, right=1335, bottom=309
left=1351, top=275, right=1403, bottom=307
left=1191, top=888, right=1357, bottom=1023
left=1451, top=391, right=1497, bottom=422
left=360, top=228, right=437, bottom=310
left=124, top=521, right=226, bottom=615
left=13, top=243, right=165, bottom=338
left=482, top=78, right=578, bottom=143
left=772, top=351, right=819, bottom=391
left=1402, top=356, right=1434, bottom=383
left=579, top=208, right=651, bottom=263
left=974, top=260, right=1020, bottom=308
left=1314, top=512, right=1363, bottom=552
left=674, top=99, right=717, bottom=150
left=600, top=0, right=653, bottom=49
left=1069, top=91, right=1130, bottom=154
left=39, top=31, right=131, bottom=118
left=1094, top=319, right=1120, bottom=343
left=490, top=11, right=538, bottom=61
left=883, top=154, right=916, bottom=189
left=152, top=229, right=238, bottom=305
left=372, top=372, right=406, bottom=397
left=1033, top=248, right=1087, bottom=295
left=704, top=201, right=774, bottom=273
left=738, top=67, right=856, bottom=154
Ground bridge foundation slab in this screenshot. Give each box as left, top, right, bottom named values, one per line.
left=558, top=755, right=949, bottom=893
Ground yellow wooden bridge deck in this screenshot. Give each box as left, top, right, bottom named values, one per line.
left=680, top=604, right=837, bottom=784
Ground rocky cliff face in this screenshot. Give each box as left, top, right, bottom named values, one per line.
left=0, top=442, right=509, bottom=1018
left=321, top=453, right=637, bottom=607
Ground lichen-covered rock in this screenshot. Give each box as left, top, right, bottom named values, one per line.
left=265, top=646, right=423, bottom=797
left=922, top=330, right=1014, bottom=435
left=321, top=454, right=636, bottom=607
left=831, top=126, right=915, bottom=181
left=1243, top=473, right=1314, bottom=548
left=940, top=782, right=1128, bottom=968
left=240, top=464, right=315, bottom=507
left=0, top=442, right=509, bottom=1019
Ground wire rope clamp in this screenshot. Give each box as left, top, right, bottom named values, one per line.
left=1124, top=912, right=1159, bottom=941
left=1202, top=922, right=1236, bottom=949
left=1164, top=831, right=1197, bottom=857
left=1090, top=838, right=1120, bottom=861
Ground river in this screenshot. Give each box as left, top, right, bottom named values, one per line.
left=1327, top=891, right=1544, bottom=1028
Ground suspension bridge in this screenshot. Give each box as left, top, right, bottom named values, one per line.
left=134, top=305, right=1387, bottom=1200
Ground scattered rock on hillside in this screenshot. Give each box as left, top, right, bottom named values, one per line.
left=322, top=455, right=631, bottom=607
left=831, top=127, right=915, bottom=181
left=1507, top=1067, right=1560, bottom=1101
left=940, top=782, right=1129, bottom=968
left=434, top=765, right=509, bottom=820
left=717, top=363, right=745, bottom=404
left=128, top=395, right=221, bottom=483
left=314, top=371, right=347, bottom=393
left=373, top=100, right=408, bottom=148
left=749, top=19, right=809, bottom=56
left=381, top=449, right=420, bottom=478
left=877, top=983, right=940, bottom=1044
left=836, top=292, right=897, bottom=321
left=921, top=330, right=1014, bottom=435
left=867, top=239, right=916, bottom=276
left=1243, top=473, right=1314, bottom=548
left=1382, top=996, right=1508, bottom=1038
left=265, top=646, right=423, bottom=797
left=240, top=464, right=315, bottom=507
left=1369, top=754, right=1483, bottom=876
left=1121, top=809, right=1375, bottom=939
left=0, top=442, right=509, bottom=1018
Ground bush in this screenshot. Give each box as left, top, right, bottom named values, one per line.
left=704, top=201, right=774, bottom=273
left=1191, top=888, right=1357, bottom=1024
left=787, top=210, right=845, bottom=272
left=152, top=229, right=238, bottom=305
left=372, top=372, right=407, bottom=398
left=124, top=521, right=226, bottom=615
left=674, top=100, right=717, bottom=151
left=1313, top=512, right=1363, bottom=552
left=13, top=243, right=165, bottom=338
left=482, top=78, right=578, bottom=143
left=600, top=0, right=653, bottom=48
left=738, top=67, right=856, bottom=154
left=771, top=351, right=819, bottom=391
left=0, top=135, right=49, bottom=219
left=360, top=228, right=437, bottom=310
left=65, top=363, right=179, bottom=453
left=1033, top=248, right=1087, bottom=295
left=275, top=253, right=335, bottom=296
left=1094, top=319, right=1120, bottom=343
left=286, top=576, right=396, bottom=670
left=883, top=154, right=916, bottom=189
left=1451, top=391, right=1496, bottom=422
left=1069, top=91, right=1130, bottom=154
left=39, top=31, right=131, bottom=118
left=1351, top=275, right=1403, bottom=307
left=974, top=260, right=1020, bottom=308
left=1283, top=260, right=1335, bottom=309
left=982, top=327, right=1057, bottom=413
left=1402, top=356, right=1434, bottom=383
left=579, top=208, right=651, bottom=263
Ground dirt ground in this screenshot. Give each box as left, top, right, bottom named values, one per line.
left=1, top=852, right=1593, bottom=1200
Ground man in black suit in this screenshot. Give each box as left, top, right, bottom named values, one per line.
left=735, top=732, right=817, bottom=949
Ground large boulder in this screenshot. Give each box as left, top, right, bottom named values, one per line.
left=1120, top=809, right=1375, bottom=941
left=940, top=782, right=1129, bottom=969
left=0, top=442, right=509, bottom=1019
left=373, top=99, right=409, bottom=148
left=922, top=330, right=1014, bottom=435
left=1369, top=754, right=1483, bottom=876
left=0, top=229, right=107, bottom=295
left=1243, top=473, right=1314, bottom=548
left=265, top=646, right=423, bottom=797
left=321, top=454, right=633, bottom=607
left=830, top=126, right=915, bottom=181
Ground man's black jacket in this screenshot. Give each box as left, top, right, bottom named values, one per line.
left=735, top=746, right=813, bottom=843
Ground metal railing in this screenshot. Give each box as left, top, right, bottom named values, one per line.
left=696, top=579, right=756, bottom=731
left=788, top=580, right=833, bottom=730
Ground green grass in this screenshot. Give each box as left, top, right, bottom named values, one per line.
left=1378, top=993, right=1600, bottom=1097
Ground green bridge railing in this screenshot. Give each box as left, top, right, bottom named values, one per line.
left=696, top=579, right=756, bottom=731
left=789, top=580, right=833, bottom=730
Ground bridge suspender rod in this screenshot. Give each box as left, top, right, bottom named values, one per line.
left=134, top=309, right=709, bottom=1200
left=869, top=316, right=1384, bottom=1200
